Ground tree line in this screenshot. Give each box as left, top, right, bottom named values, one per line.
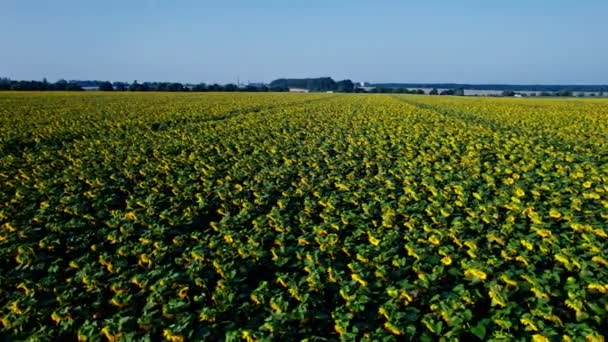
left=0, top=77, right=466, bottom=96
left=269, top=77, right=355, bottom=92
left=269, top=77, right=433, bottom=94
left=0, top=78, right=291, bottom=92
left=100, top=81, right=290, bottom=92
left=4, top=77, right=601, bottom=96
left=0, top=78, right=84, bottom=91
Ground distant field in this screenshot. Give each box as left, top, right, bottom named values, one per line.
left=1, top=92, right=607, bottom=340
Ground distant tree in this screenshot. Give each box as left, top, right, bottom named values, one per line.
left=335, top=80, right=354, bottom=93
left=577, top=92, right=585, bottom=97
left=224, top=84, right=238, bottom=92
left=66, top=83, right=84, bottom=91
left=207, top=84, right=223, bottom=91
left=589, top=93, right=596, bottom=97
left=99, top=81, right=114, bottom=91
left=454, top=88, right=465, bottom=96
left=113, top=82, right=127, bottom=91
left=0, top=77, right=10, bottom=90
left=128, top=80, right=140, bottom=91
left=54, top=79, right=69, bottom=90
left=429, top=88, right=438, bottom=95
left=440, top=89, right=454, bottom=95
left=598, top=91, right=604, bottom=97
left=416, top=89, right=425, bottom=95
left=167, top=83, right=184, bottom=92
left=502, top=90, right=516, bottom=97
left=269, top=86, right=288, bottom=92
left=10, top=81, right=29, bottom=90
left=270, top=77, right=336, bottom=91
left=192, top=83, right=207, bottom=92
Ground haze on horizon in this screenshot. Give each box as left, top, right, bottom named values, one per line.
left=1, top=0, right=606, bottom=85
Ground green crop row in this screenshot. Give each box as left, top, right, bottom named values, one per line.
left=0, top=92, right=607, bottom=341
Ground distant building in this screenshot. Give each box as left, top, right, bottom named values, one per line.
left=237, top=81, right=266, bottom=89
left=354, top=82, right=374, bottom=92
left=82, top=86, right=100, bottom=91
left=289, top=88, right=309, bottom=93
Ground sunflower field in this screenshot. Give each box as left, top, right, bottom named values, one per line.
left=1, top=92, right=607, bottom=341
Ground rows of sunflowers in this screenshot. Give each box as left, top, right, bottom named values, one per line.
left=1, top=92, right=607, bottom=341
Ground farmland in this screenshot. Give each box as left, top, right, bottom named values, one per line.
left=1, top=92, right=607, bottom=341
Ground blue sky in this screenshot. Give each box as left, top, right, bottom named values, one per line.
left=1, top=0, right=606, bottom=84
